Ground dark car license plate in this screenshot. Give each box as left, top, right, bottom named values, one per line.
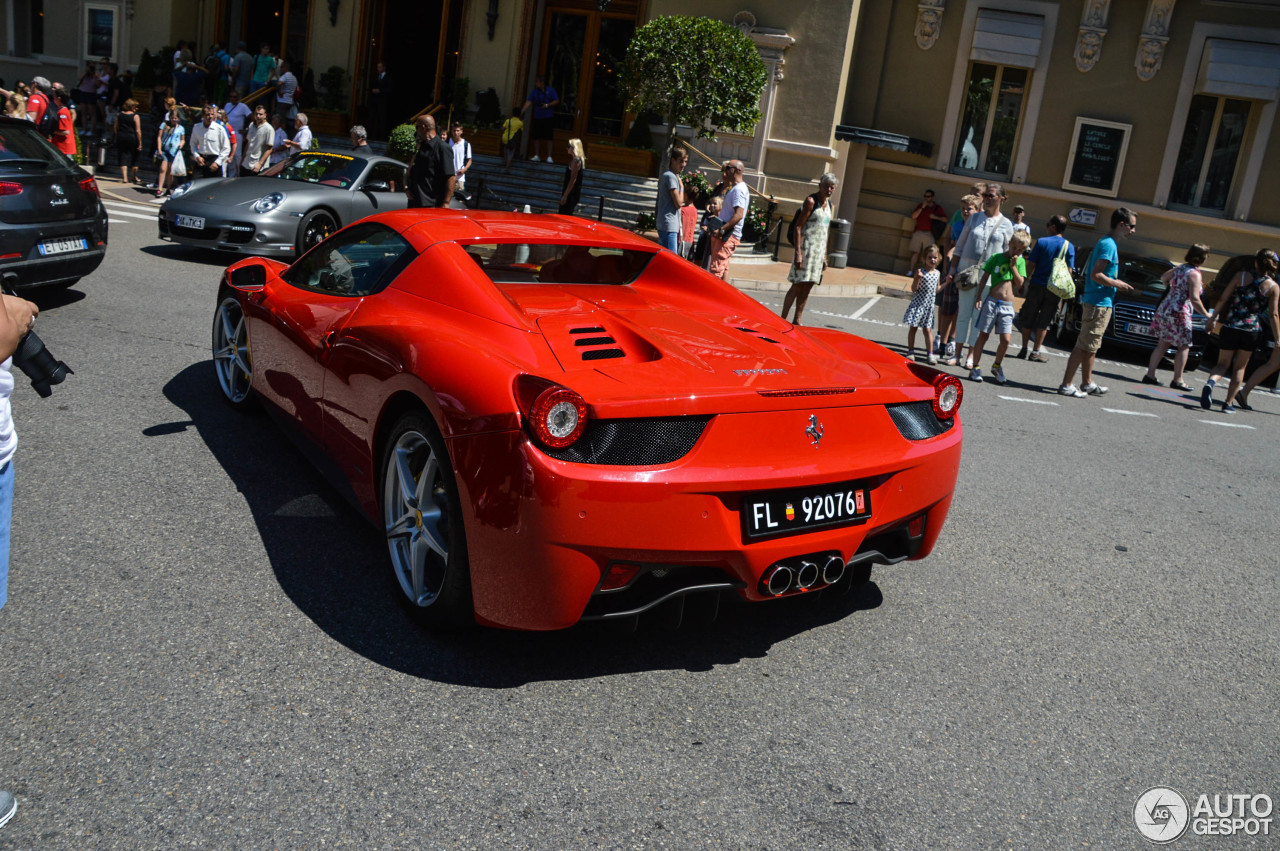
left=743, top=481, right=872, bottom=539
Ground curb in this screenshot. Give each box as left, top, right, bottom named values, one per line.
left=729, top=278, right=916, bottom=300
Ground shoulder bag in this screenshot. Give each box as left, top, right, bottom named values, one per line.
left=955, top=215, right=1002, bottom=291
left=1047, top=239, right=1076, bottom=300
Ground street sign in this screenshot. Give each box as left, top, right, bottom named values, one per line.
left=1069, top=207, right=1098, bottom=227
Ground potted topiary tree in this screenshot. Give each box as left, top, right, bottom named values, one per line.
left=387, top=123, right=417, bottom=164
left=307, top=65, right=350, bottom=136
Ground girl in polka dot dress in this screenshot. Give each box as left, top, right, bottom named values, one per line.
left=904, top=244, right=941, bottom=362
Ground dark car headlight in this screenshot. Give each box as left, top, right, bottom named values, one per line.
left=252, top=192, right=285, bottom=214
left=170, top=181, right=194, bottom=200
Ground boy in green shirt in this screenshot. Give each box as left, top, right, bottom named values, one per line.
left=969, top=229, right=1031, bottom=384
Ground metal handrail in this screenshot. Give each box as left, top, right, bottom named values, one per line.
left=680, top=139, right=771, bottom=203
left=409, top=101, right=444, bottom=124
left=241, top=84, right=276, bottom=107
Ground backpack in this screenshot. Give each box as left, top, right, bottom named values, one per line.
left=1047, top=238, right=1076, bottom=300
left=35, top=95, right=59, bottom=137
left=787, top=194, right=818, bottom=247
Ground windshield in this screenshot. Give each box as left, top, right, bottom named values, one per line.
left=260, top=152, right=365, bottom=188
left=0, top=123, right=76, bottom=174
left=462, top=243, right=654, bottom=285
left=1119, top=256, right=1174, bottom=295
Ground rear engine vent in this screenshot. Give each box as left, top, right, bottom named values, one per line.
left=574, top=336, right=616, bottom=347
left=542, top=416, right=713, bottom=465
left=886, top=400, right=954, bottom=441
left=570, top=326, right=606, bottom=334
left=757, top=387, right=858, bottom=398
left=582, top=348, right=625, bottom=360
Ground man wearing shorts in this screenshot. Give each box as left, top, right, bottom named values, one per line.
left=969, top=230, right=1030, bottom=384
left=906, top=189, right=945, bottom=275
left=1017, top=215, right=1074, bottom=361
left=1059, top=208, right=1138, bottom=397
left=522, top=75, right=559, bottom=163
left=709, top=160, right=749, bottom=280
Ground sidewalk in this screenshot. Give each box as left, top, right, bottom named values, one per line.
left=726, top=254, right=917, bottom=300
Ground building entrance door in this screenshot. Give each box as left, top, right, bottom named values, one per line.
left=539, top=3, right=637, bottom=142
left=359, top=0, right=463, bottom=130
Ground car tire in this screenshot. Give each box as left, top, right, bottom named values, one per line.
left=380, top=410, right=474, bottom=630
left=211, top=294, right=256, bottom=409
left=296, top=209, right=337, bottom=255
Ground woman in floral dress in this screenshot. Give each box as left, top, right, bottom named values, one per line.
left=781, top=173, right=838, bottom=325
left=1142, top=243, right=1210, bottom=391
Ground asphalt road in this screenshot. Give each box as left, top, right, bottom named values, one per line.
left=1, top=204, right=1277, bottom=850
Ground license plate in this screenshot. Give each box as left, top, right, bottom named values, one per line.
left=1127, top=321, right=1156, bottom=337
left=37, top=237, right=88, bottom=256
left=743, top=480, right=872, bottom=540
left=175, top=214, right=206, bottom=229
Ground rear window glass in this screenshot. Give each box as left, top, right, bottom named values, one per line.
left=462, top=243, right=653, bottom=285
left=0, top=122, right=75, bottom=173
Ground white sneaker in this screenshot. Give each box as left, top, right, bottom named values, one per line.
left=1082, top=382, right=1108, bottom=396
left=927, top=354, right=939, bottom=365
left=969, top=368, right=983, bottom=383
left=963, top=355, right=973, bottom=370
left=530, top=156, right=540, bottom=162
left=992, top=364, right=1007, bottom=385
left=1058, top=384, right=1087, bottom=398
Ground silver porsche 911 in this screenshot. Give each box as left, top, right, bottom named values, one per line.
left=157, top=151, right=409, bottom=258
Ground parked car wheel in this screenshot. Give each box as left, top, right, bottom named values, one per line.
left=380, top=411, right=474, bottom=630
left=212, top=295, right=255, bottom=408
left=296, top=209, right=338, bottom=256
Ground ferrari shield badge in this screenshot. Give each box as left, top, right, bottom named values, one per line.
left=806, top=414, right=824, bottom=448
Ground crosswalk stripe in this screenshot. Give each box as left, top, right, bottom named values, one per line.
left=1102, top=408, right=1159, bottom=417
left=103, top=206, right=158, bottom=221
left=997, top=395, right=1059, bottom=406
left=1198, top=420, right=1255, bottom=429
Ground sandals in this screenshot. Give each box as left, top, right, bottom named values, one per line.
left=1170, top=380, right=1193, bottom=392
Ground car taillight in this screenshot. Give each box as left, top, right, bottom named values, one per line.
left=78, top=177, right=100, bottom=197
left=529, top=386, right=588, bottom=448
left=932, top=374, right=963, bottom=420
left=0, top=182, right=22, bottom=197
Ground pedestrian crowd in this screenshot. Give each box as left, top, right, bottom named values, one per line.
left=894, top=182, right=1280, bottom=414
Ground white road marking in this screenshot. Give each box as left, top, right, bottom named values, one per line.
left=1102, top=408, right=1159, bottom=417
left=997, top=395, right=1059, bottom=406
left=103, top=202, right=161, bottom=218
left=103, top=199, right=161, bottom=215
left=849, top=296, right=881, bottom=320
left=1198, top=420, right=1256, bottom=429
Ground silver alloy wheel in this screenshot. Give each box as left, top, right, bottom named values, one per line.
left=382, top=428, right=451, bottom=607
left=301, top=211, right=336, bottom=251
left=212, top=297, right=252, bottom=404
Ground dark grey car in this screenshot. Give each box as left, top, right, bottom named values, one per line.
left=0, top=115, right=108, bottom=291
left=157, top=150, right=408, bottom=258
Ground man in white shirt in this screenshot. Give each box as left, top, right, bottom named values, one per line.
left=709, top=159, right=749, bottom=280
left=241, top=104, right=275, bottom=174
left=274, top=61, right=299, bottom=125
left=448, top=123, right=472, bottom=196
left=190, top=105, right=231, bottom=178
left=283, top=112, right=312, bottom=155
left=222, top=90, right=252, bottom=177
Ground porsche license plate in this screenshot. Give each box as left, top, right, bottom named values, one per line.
left=175, top=214, right=206, bottom=229
left=37, top=237, right=88, bottom=256
left=743, top=481, right=872, bottom=540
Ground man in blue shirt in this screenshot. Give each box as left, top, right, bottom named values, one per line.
left=1017, top=214, right=1074, bottom=362
left=1058, top=208, right=1138, bottom=397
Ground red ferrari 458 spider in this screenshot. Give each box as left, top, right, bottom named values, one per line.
left=212, top=209, right=963, bottom=630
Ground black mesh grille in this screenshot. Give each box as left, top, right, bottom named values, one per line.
left=886, top=401, right=953, bottom=441
left=542, top=416, right=712, bottom=465
left=582, top=349, right=624, bottom=360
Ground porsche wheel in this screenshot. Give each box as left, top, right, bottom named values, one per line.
left=296, top=209, right=337, bottom=255
left=212, top=296, right=255, bottom=408
left=381, top=412, right=473, bottom=629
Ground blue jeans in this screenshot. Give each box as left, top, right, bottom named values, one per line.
left=658, top=230, right=679, bottom=252
left=0, top=460, right=11, bottom=609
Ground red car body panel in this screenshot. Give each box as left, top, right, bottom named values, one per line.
left=220, top=211, right=964, bottom=630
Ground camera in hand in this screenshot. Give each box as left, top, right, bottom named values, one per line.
left=12, top=328, right=72, bottom=397
left=2, top=277, right=72, bottom=397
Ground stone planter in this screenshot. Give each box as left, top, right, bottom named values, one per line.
left=307, top=109, right=349, bottom=137
left=467, top=128, right=504, bottom=159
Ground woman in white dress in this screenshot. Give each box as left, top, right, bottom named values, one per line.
left=781, top=173, right=838, bottom=325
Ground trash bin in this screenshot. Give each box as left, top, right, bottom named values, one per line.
left=827, top=218, right=851, bottom=269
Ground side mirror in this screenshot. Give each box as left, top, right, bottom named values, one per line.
left=362, top=181, right=390, bottom=193
left=228, top=262, right=267, bottom=289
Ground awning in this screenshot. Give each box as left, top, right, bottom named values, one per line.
left=1197, top=39, right=1280, bottom=102
left=834, top=125, right=933, bottom=158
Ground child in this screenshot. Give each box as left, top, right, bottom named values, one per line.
left=694, top=194, right=723, bottom=269
left=903, top=244, right=941, bottom=363
left=969, top=229, right=1031, bottom=384
left=679, top=184, right=700, bottom=260
left=502, top=107, right=523, bottom=171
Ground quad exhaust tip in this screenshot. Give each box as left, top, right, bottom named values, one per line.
left=763, top=564, right=794, bottom=596
left=822, top=555, right=846, bottom=585
left=795, top=560, right=819, bottom=590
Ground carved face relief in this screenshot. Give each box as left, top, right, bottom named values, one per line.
left=1075, top=30, right=1104, bottom=72
left=915, top=9, right=942, bottom=50
left=1136, top=36, right=1164, bottom=81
